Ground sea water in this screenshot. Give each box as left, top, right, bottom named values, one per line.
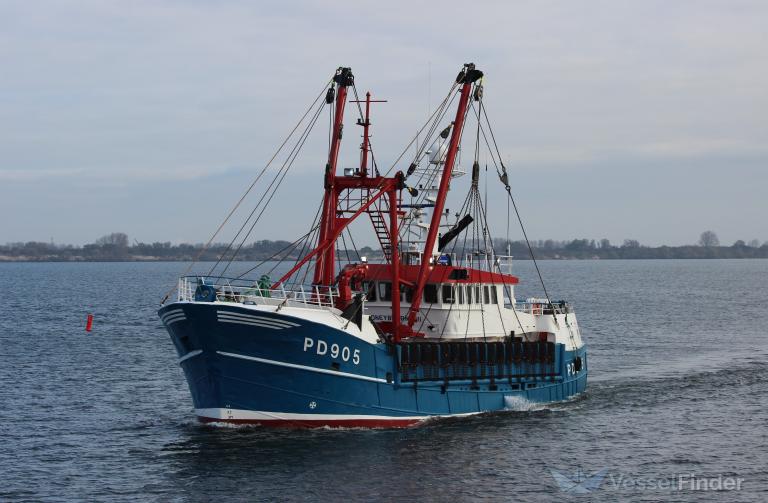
left=1, top=259, right=766, bottom=502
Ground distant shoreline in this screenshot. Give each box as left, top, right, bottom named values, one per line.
left=2, top=256, right=767, bottom=263
left=3, top=235, right=766, bottom=262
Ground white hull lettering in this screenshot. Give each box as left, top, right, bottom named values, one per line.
left=302, top=337, right=361, bottom=366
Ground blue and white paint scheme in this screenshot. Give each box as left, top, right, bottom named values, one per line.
left=159, top=278, right=587, bottom=428
left=157, top=64, right=588, bottom=428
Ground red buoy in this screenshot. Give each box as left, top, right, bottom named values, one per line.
left=86, top=314, right=94, bottom=332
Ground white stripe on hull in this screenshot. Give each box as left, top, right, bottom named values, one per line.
left=217, top=311, right=300, bottom=328
left=178, top=349, right=202, bottom=364
left=217, top=318, right=287, bottom=330
left=161, top=309, right=184, bottom=320
left=217, top=313, right=290, bottom=327
left=216, top=351, right=388, bottom=383
left=163, top=314, right=187, bottom=325
left=162, top=309, right=187, bottom=325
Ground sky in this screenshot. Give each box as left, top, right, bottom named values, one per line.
left=1, top=0, right=766, bottom=247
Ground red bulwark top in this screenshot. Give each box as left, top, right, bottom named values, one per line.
left=364, top=263, right=519, bottom=285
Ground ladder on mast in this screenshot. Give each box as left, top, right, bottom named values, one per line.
left=368, top=207, right=393, bottom=262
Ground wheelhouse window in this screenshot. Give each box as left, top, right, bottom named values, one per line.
left=442, top=285, right=455, bottom=304
left=378, top=281, right=392, bottom=301
left=491, top=286, right=498, bottom=304
left=475, top=286, right=481, bottom=304
left=458, top=285, right=465, bottom=304
left=466, top=285, right=472, bottom=304
left=424, top=284, right=438, bottom=304
left=483, top=286, right=490, bottom=304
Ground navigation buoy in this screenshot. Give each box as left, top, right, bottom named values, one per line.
left=86, top=314, right=94, bottom=332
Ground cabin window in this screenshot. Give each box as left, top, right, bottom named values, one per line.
left=491, top=286, right=498, bottom=304
left=404, top=286, right=414, bottom=303
left=378, top=281, right=392, bottom=301
left=458, top=285, right=465, bottom=304
left=442, top=285, right=455, bottom=304
left=363, top=281, right=376, bottom=302
left=483, top=286, right=490, bottom=304
left=466, top=285, right=472, bottom=304
left=475, top=286, right=481, bottom=304
left=424, top=284, right=438, bottom=304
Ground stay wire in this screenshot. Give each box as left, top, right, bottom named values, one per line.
left=233, top=225, right=320, bottom=281
left=398, top=91, right=463, bottom=239
left=217, top=99, right=327, bottom=278
left=387, top=82, right=459, bottom=178
left=159, top=77, right=332, bottom=304
left=466, top=98, right=526, bottom=337
left=470, top=101, right=556, bottom=319
left=208, top=96, right=327, bottom=277
left=288, top=197, right=324, bottom=288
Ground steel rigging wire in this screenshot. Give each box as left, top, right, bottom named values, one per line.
left=159, top=77, right=333, bottom=304
left=466, top=100, right=559, bottom=323
left=214, top=96, right=328, bottom=279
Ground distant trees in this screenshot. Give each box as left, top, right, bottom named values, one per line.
left=565, top=239, right=592, bottom=251
left=95, top=232, right=129, bottom=247
left=622, top=239, right=640, bottom=248
left=698, top=231, right=720, bottom=247
left=3, top=232, right=768, bottom=262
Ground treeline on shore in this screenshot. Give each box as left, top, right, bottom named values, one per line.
left=1, top=232, right=767, bottom=262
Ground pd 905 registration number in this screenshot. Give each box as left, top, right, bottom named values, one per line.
left=303, top=337, right=361, bottom=365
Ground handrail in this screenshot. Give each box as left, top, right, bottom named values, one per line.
left=514, top=299, right=573, bottom=316
left=177, top=276, right=340, bottom=309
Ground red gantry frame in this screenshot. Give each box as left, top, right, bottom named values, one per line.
left=275, top=65, right=483, bottom=341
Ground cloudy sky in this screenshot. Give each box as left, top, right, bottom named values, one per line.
left=1, top=0, right=766, bottom=246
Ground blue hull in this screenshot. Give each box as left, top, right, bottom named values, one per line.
left=160, top=303, right=587, bottom=427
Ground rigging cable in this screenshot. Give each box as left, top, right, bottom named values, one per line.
left=234, top=224, right=321, bottom=281
left=159, top=78, right=333, bottom=304
left=208, top=89, right=326, bottom=277
left=215, top=97, right=327, bottom=278
left=478, top=104, right=555, bottom=308
left=469, top=100, right=558, bottom=322
left=466, top=98, right=535, bottom=337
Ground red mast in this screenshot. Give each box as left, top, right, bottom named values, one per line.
left=279, top=65, right=482, bottom=342
left=315, top=67, right=354, bottom=286
left=360, top=93, right=372, bottom=176
left=284, top=66, right=404, bottom=339
left=406, top=64, right=483, bottom=329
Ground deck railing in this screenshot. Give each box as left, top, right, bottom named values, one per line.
left=177, top=276, right=340, bottom=309
left=463, top=253, right=513, bottom=274
left=400, top=250, right=513, bottom=273
left=514, top=299, right=573, bottom=316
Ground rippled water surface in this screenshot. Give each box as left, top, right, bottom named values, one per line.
left=1, top=260, right=767, bottom=502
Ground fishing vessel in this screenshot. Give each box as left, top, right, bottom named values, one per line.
left=159, top=64, right=587, bottom=427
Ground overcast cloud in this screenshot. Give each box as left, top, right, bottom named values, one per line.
left=1, top=0, right=766, bottom=246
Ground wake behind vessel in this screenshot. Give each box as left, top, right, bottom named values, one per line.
left=159, top=64, right=587, bottom=427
